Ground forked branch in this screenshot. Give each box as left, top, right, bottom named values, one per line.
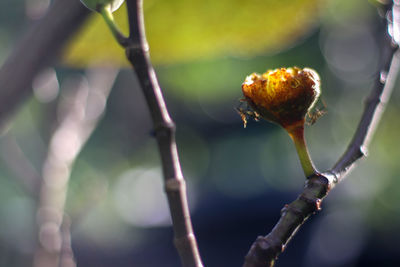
left=243, top=3, right=399, bottom=266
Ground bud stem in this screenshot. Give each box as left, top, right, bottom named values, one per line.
left=286, top=121, right=317, bottom=178
left=100, top=5, right=129, bottom=46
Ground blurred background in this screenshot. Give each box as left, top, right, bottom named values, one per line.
left=1, top=0, right=400, bottom=266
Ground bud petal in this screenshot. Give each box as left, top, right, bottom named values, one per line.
left=241, top=67, right=320, bottom=129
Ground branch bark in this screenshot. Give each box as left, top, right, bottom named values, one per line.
left=0, top=0, right=90, bottom=128
left=331, top=4, right=398, bottom=181
left=243, top=3, right=399, bottom=266
left=122, top=1, right=203, bottom=266
left=243, top=173, right=334, bottom=267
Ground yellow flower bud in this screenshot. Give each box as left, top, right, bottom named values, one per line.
left=241, top=67, right=320, bottom=129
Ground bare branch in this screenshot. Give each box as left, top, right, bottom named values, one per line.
left=243, top=3, right=399, bottom=266
left=122, top=1, right=203, bottom=266
left=331, top=2, right=399, bottom=180
left=243, top=173, right=334, bottom=267
left=331, top=48, right=398, bottom=180
left=0, top=0, right=90, bottom=128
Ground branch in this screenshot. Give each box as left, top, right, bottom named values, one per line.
left=122, top=1, right=203, bottom=266
left=243, top=3, right=399, bottom=266
left=0, top=0, right=90, bottom=128
left=331, top=10, right=398, bottom=181
left=243, top=173, right=334, bottom=267
left=59, top=215, right=76, bottom=267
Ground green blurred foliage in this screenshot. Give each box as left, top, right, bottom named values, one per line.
left=64, top=0, right=320, bottom=65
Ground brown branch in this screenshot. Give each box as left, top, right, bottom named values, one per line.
left=243, top=3, right=399, bottom=267
left=0, top=0, right=90, bottom=128
left=122, top=1, right=203, bottom=267
left=243, top=173, right=334, bottom=267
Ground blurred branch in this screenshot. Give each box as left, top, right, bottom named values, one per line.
left=121, top=1, right=203, bottom=266
left=0, top=0, right=90, bottom=128
left=243, top=3, right=399, bottom=267
left=59, top=215, right=76, bottom=267
left=0, top=135, right=41, bottom=196
left=33, top=68, right=118, bottom=267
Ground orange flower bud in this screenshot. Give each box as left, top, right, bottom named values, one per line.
left=241, top=67, right=320, bottom=129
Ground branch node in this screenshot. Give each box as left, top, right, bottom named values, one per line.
left=322, top=171, right=339, bottom=185
left=174, top=233, right=196, bottom=251
left=153, top=121, right=176, bottom=138
left=301, top=174, right=331, bottom=211
left=125, top=44, right=144, bottom=59
left=298, top=194, right=322, bottom=212
left=244, top=235, right=282, bottom=267
left=165, top=178, right=184, bottom=193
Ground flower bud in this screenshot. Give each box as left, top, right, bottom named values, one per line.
left=241, top=67, right=320, bottom=129
left=80, top=0, right=124, bottom=12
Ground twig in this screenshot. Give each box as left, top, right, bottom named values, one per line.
left=0, top=0, right=90, bottom=128
left=99, top=5, right=131, bottom=47
left=33, top=68, right=118, bottom=267
left=331, top=2, right=399, bottom=181
left=243, top=3, right=399, bottom=267
left=331, top=50, right=398, bottom=181
left=121, top=1, right=203, bottom=266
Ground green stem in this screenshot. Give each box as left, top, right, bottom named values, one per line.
left=100, top=4, right=129, bottom=47
left=287, top=123, right=316, bottom=178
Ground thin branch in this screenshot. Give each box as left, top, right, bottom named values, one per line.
left=0, top=0, right=90, bottom=128
left=243, top=3, right=399, bottom=267
left=331, top=4, right=399, bottom=181
left=331, top=50, right=398, bottom=180
left=99, top=5, right=131, bottom=47
left=122, top=1, right=203, bottom=267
